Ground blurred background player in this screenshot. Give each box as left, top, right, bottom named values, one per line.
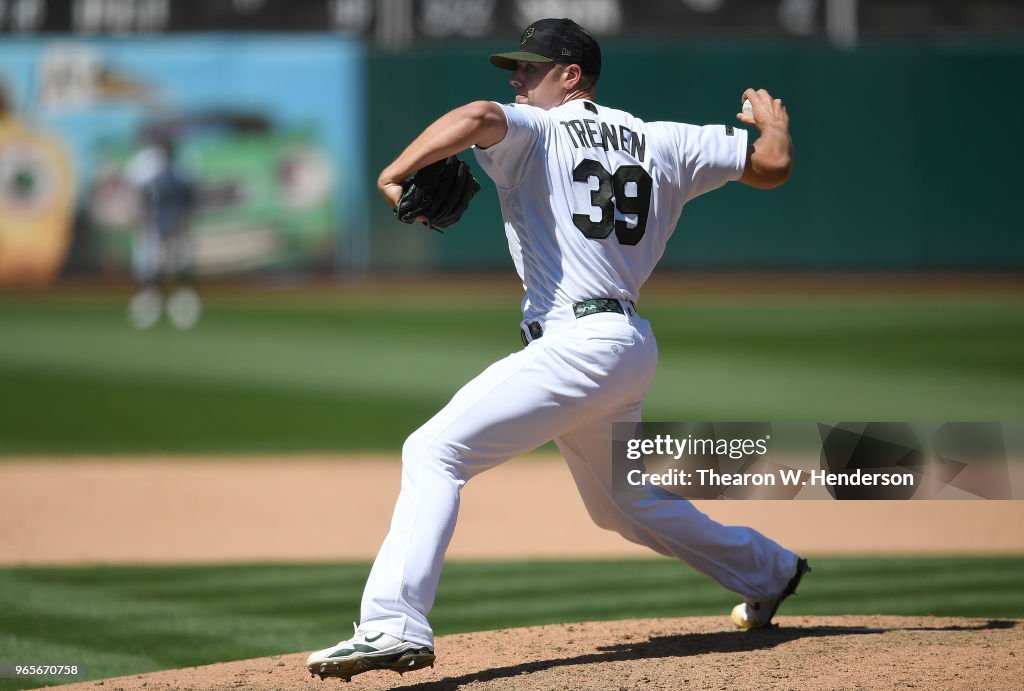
left=125, top=137, right=200, bottom=330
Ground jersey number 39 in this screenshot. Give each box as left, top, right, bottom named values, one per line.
left=571, top=159, right=653, bottom=246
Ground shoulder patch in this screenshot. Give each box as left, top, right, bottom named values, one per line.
left=584, top=101, right=598, bottom=114
left=725, top=125, right=734, bottom=136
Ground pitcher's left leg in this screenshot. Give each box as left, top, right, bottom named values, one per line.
left=359, top=326, right=652, bottom=647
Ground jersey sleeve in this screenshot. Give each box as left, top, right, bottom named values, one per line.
left=669, top=123, right=748, bottom=203
left=473, top=102, right=548, bottom=189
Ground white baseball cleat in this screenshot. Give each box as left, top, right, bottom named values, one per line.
left=306, top=623, right=435, bottom=682
left=731, top=557, right=811, bottom=630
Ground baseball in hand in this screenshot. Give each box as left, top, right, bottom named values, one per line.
left=742, top=99, right=753, bottom=117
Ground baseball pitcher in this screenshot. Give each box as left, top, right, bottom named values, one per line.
left=308, top=17, right=809, bottom=682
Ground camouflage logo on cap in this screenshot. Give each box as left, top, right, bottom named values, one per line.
left=521, top=27, right=535, bottom=43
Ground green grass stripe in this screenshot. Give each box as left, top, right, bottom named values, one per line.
left=0, top=556, right=1022, bottom=689
left=643, top=299, right=1024, bottom=420
left=1, top=293, right=1022, bottom=453
left=0, top=365, right=434, bottom=453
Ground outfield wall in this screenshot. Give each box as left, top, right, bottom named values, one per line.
left=367, top=38, right=1024, bottom=272
left=3, top=35, right=1021, bottom=282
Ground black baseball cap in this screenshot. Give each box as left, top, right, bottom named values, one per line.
left=489, top=18, right=601, bottom=78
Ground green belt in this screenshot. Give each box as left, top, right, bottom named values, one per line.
left=521, top=298, right=635, bottom=345
left=573, top=298, right=627, bottom=318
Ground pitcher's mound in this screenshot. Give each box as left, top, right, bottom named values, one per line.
left=62, top=616, right=1022, bottom=691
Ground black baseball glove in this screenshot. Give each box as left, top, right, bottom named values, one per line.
left=395, top=155, right=481, bottom=231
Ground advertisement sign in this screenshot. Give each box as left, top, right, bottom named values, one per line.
left=0, top=35, right=366, bottom=282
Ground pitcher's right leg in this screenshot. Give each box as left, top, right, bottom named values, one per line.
left=556, top=415, right=802, bottom=606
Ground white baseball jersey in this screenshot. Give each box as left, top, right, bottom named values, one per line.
left=474, top=99, right=747, bottom=319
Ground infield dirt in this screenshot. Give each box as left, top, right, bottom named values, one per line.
left=57, top=616, right=1023, bottom=691
left=2, top=455, right=1023, bottom=564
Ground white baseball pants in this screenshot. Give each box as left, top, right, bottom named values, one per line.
left=360, top=305, right=799, bottom=648
left=132, top=226, right=193, bottom=284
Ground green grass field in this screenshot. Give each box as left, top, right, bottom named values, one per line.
left=1, top=286, right=1022, bottom=454
left=1, top=556, right=1022, bottom=689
